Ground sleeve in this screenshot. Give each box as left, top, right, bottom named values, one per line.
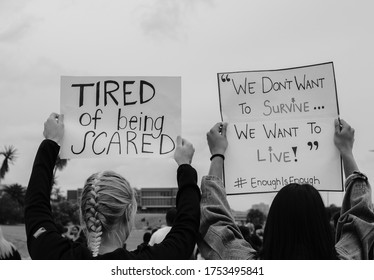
left=335, top=172, right=374, bottom=260
left=148, top=231, right=156, bottom=246
left=24, top=140, right=90, bottom=260
left=197, top=175, right=257, bottom=260
left=131, top=164, right=201, bottom=260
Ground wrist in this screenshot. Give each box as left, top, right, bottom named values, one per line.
left=47, top=137, right=61, bottom=146
left=176, top=158, right=192, bottom=166
left=340, top=150, right=354, bottom=159
left=211, top=149, right=226, bottom=155
left=210, top=154, right=225, bottom=161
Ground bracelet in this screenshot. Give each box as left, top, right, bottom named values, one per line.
left=210, top=154, right=225, bottom=161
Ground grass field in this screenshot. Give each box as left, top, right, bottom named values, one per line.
left=1, top=213, right=165, bottom=259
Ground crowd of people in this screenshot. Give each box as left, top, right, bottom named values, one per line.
left=1, top=113, right=373, bottom=260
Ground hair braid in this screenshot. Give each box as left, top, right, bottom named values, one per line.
left=80, top=171, right=137, bottom=257
left=82, top=177, right=103, bottom=257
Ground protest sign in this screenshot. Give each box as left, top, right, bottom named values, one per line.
left=60, top=76, right=181, bottom=159
left=218, top=62, right=343, bottom=194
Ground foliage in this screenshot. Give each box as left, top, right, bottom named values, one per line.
left=51, top=200, right=80, bottom=226
left=3, top=184, right=26, bottom=207
left=0, top=145, right=17, bottom=181
left=51, top=186, right=65, bottom=202
left=52, top=155, right=69, bottom=186
left=0, top=193, right=24, bottom=224
left=0, top=184, right=26, bottom=224
left=246, top=208, right=267, bottom=227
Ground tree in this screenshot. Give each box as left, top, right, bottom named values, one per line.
left=51, top=186, right=65, bottom=202
left=0, top=184, right=26, bottom=224
left=51, top=200, right=79, bottom=226
left=246, top=208, right=267, bottom=227
left=52, top=155, right=69, bottom=186
left=0, top=145, right=17, bottom=182
left=3, top=184, right=26, bottom=207
left=51, top=155, right=69, bottom=201
left=0, top=193, right=24, bottom=224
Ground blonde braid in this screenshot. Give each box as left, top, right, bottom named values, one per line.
left=82, top=177, right=103, bottom=257
left=80, top=171, right=137, bottom=257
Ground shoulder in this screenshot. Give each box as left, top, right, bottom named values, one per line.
left=96, top=248, right=146, bottom=260
left=154, top=226, right=172, bottom=236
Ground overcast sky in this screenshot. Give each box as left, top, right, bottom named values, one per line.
left=1, top=0, right=373, bottom=211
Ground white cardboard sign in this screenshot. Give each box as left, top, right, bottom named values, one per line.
left=218, top=62, right=343, bottom=194
left=60, top=76, right=181, bottom=159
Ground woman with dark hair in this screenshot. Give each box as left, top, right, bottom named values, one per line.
left=198, top=120, right=374, bottom=259
left=261, top=183, right=336, bottom=259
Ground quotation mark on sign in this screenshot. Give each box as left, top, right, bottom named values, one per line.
left=307, top=141, right=319, bottom=150
left=234, top=177, right=247, bottom=188
left=221, top=74, right=231, bottom=83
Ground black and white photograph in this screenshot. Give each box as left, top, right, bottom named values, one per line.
left=0, top=0, right=373, bottom=279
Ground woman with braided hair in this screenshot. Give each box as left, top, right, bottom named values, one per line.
left=25, top=113, right=201, bottom=259
left=80, top=171, right=137, bottom=257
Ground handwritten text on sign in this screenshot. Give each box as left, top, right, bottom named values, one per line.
left=218, top=63, right=343, bottom=194
left=60, top=76, right=181, bottom=159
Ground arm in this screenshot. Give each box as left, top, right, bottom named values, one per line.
left=335, top=172, right=374, bottom=259
left=25, top=113, right=90, bottom=259
left=133, top=137, right=201, bottom=259
left=334, top=118, right=358, bottom=178
left=198, top=122, right=256, bottom=260
left=334, top=119, right=374, bottom=259
left=207, top=123, right=227, bottom=179
left=25, top=138, right=60, bottom=243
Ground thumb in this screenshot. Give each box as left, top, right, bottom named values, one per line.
left=49, top=112, right=59, bottom=119
left=221, top=122, right=228, bottom=137
left=58, top=114, right=64, bottom=124
left=334, top=119, right=340, bottom=133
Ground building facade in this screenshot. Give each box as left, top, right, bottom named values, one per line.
left=66, top=187, right=178, bottom=213
left=137, top=188, right=178, bottom=213
left=66, top=188, right=83, bottom=203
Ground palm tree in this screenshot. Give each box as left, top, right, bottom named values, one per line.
left=48, top=155, right=69, bottom=201
left=0, top=145, right=17, bottom=182
left=52, top=155, right=69, bottom=186
left=3, top=184, right=26, bottom=207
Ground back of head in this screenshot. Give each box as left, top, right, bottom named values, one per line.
left=261, top=183, right=336, bottom=259
left=80, top=171, right=137, bottom=257
left=246, top=222, right=255, bottom=234
left=165, top=207, right=177, bottom=227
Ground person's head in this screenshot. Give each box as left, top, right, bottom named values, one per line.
left=261, top=183, right=336, bottom=260
left=246, top=222, right=255, bottom=235
left=142, top=232, right=151, bottom=244
left=80, top=171, right=137, bottom=257
left=165, top=207, right=177, bottom=227
left=70, top=225, right=80, bottom=236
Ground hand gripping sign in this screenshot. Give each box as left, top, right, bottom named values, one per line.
left=60, top=76, right=181, bottom=159
left=218, top=62, right=343, bottom=195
